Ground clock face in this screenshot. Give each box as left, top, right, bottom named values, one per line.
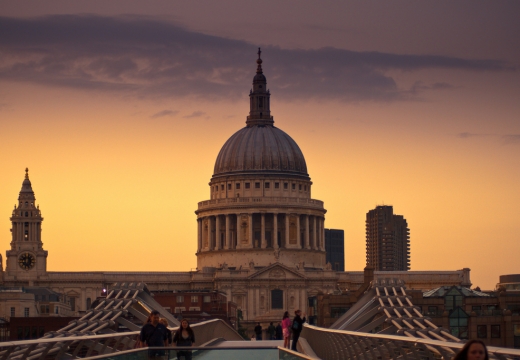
left=18, top=253, right=35, bottom=270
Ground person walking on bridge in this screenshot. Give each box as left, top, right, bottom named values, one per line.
left=254, top=322, right=263, bottom=340
left=139, top=310, right=168, bottom=357
left=267, top=322, right=276, bottom=340
left=281, top=311, right=291, bottom=349
left=291, top=309, right=306, bottom=352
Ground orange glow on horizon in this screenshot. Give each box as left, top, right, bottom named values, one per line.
left=1, top=72, right=519, bottom=291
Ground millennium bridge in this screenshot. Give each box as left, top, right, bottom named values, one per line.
left=1, top=281, right=519, bottom=360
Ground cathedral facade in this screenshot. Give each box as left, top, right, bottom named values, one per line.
left=0, top=52, right=472, bottom=327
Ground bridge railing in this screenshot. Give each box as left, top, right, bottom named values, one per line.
left=87, top=345, right=315, bottom=360
left=302, top=324, right=520, bottom=360
left=0, top=319, right=242, bottom=360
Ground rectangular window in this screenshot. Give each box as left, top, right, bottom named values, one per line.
left=427, top=306, right=438, bottom=315
left=284, top=183, right=288, bottom=190
left=176, top=295, right=184, bottom=303
left=514, top=324, right=520, bottom=348
left=191, top=296, right=198, bottom=303
left=203, top=296, right=211, bottom=303
left=228, top=184, right=231, bottom=190
left=255, top=182, right=260, bottom=189
left=24, top=308, right=29, bottom=317
left=245, top=183, right=250, bottom=189
left=265, top=182, right=270, bottom=189
left=271, top=289, right=283, bottom=309
left=236, top=183, right=240, bottom=190
left=299, top=184, right=302, bottom=190
left=304, top=185, right=307, bottom=191
left=10, top=307, right=15, bottom=317
left=331, top=307, right=350, bottom=318
left=477, top=325, right=487, bottom=338
left=292, top=184, right=296, bottom=190
left=491, top=325, right=501, bottom=338
left=275, top=182, right=279, bottom=189
left=221, top=184, right=224, bottom=190
left=55, top=307, right=59, bottom=314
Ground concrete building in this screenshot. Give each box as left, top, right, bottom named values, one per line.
left=325, top=229, right=345, bottom=271
left=0, top=51, right=471, bottom=335
left=366, top=205, right=410, bottom=271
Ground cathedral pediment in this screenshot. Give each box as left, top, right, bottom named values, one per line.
left=247, top=263, right=306, bottom=280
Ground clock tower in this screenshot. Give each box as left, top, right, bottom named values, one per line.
left=5, top=169, right=48, bottom=281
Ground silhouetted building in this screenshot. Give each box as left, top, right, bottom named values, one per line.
left=366, top=205, right=410, bottom=271
left=325, top=229, right=344, bottom=271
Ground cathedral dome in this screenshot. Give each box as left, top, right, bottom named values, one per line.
left=212, top=48, right=308, bottom=179
left=213, top=125, right=308, bottom=178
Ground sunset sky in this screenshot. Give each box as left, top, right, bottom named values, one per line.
left=1, top=1, right=519, bottom=289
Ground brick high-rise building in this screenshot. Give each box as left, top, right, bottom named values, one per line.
left=366, top=205, right=410, bottom=271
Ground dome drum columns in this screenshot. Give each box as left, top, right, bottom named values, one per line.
left=196, top=212, right=326, bottom=269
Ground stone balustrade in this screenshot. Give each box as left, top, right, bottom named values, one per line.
left=197, top=196, right=324, bottom=210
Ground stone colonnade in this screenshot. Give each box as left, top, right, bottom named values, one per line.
left=197, top=213, right=325, bottom=252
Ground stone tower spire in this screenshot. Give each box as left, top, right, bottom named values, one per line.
left=246, top=48, right=274, bottom=126
left=5, top=168, right=48, bottom=279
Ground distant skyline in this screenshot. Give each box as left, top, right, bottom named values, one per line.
left=1, top=1, right=519, bottom=289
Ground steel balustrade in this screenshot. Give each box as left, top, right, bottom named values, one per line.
left=301, top=324, right=520, bottom=360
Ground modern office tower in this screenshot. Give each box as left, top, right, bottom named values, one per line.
left=325, top=229, right=345, bottom=271
left=366, top=205, right=410, bottom=271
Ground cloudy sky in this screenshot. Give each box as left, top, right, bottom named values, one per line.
left=1, top=1, right=519, bottom=289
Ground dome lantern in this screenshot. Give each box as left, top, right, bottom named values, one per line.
left=247, top=48, right=273, bottom=127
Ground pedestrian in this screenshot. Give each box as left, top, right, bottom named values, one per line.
left=453, top=340, right=489, bottom=360
left=291, top=309, right=306, bottom=352
left=275, top=322, right=283, bottom=340
left=159, top=318, right=172, bottom=346
left=254, top=322, right=263, bottom=340
left=267, top=322, right=276, bottom=340
left=139, top=310, right=168, bottom=357
left=173, top=319, right=196, bottom=360
left=281, top=311, right=291, bottom=349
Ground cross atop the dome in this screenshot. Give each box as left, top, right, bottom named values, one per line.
left=256, top=47, right=263, bottom=74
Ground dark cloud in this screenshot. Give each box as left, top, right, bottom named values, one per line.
left=150, top=110, right=179, bottom=119
left=458, top=132, right=520, bottom=145
left=502, top=135, right=520, bottom=145
left=457, top=132, right=486, bottom=138
left=183, top=111, right=205, bottom=119
left=411, top=81, right=455, bottom=94
left=0, top=15, right=513, bottom=102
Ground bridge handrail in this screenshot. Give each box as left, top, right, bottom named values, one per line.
left=301, top=324, right=520, bottom=360
left=0, top=319, right=242, bottom=359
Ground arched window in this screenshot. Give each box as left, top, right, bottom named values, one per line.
left=86, top=298, right=92, bottom=310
